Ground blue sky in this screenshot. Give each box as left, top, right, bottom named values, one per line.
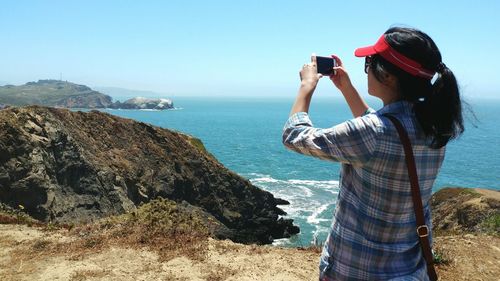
left=1, top=0, right=499, bottom=99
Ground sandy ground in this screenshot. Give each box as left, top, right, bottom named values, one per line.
left=0, top=224, right=499, bottom=281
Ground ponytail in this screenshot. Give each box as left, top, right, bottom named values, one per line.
left=372, top=27, right=465, bottom=148
left=414, top=65, right=464, bottom=148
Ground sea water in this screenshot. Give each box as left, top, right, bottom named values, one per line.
left=103, top=96, right=500, bottom=247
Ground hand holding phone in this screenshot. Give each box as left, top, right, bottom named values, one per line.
left=316, top=56, right=337, bottom=76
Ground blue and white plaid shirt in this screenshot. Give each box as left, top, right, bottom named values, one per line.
left=283, top=101, right=445, bottom=280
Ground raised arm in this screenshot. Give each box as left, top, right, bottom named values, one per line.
left=289, top=54, right=323, bottom=116
left=330, top=55, right=370, bottom=118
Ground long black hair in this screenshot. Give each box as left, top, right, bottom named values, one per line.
left=370, top=27, right=464, bottom=148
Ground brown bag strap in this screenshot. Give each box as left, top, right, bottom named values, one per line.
left=384, top=114, right=438, bottom=281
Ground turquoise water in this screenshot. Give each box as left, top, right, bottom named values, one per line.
left=103, top=96, right=500, bottom=247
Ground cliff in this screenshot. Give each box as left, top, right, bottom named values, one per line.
left=0, top=106, right=299, bottom=244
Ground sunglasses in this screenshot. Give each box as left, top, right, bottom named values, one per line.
left=364, top=56, right=373, bottom=74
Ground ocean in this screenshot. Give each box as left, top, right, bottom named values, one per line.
left=103, top=96, right=500, bottom=247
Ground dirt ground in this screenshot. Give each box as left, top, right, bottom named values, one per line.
left=0, top=224, right=318, bottom=281
left=0, top=224, right=498, bottom=281
left=433, top=234, right=500, bottom=281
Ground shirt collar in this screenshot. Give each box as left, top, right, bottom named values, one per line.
left=377, top=100, right=414, bottom=116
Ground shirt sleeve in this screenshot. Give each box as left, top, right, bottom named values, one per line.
left=282, top=109, right=382, bottom=167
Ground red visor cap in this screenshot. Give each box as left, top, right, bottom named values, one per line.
left=354, top=35, right=389, bottom=57
left=354, top=35, right=435, bottom=79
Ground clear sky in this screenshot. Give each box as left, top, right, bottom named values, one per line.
left=1, top=0, right=499, bottom=99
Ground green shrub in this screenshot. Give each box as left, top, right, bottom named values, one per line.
left=433, top=251, right=449, bottom=265
left=87, top=197, right=210, bottom=261
left=481, top=213, right=500, bottom=235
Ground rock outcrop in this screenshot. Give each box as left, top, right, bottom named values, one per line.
left=110, top=97, right=174, bottom=110
left=431, top=187, right=500, bottom=235
left=0, top=106, right=299, bottom=244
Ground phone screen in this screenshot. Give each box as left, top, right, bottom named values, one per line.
left=316, top=56, right=337, bottom=76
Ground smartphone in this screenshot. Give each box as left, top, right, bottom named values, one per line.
left=316, top=56, right=337, bottom=76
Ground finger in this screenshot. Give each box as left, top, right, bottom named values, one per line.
left=331, top=54, right=343, bottom=67
left=317, top=73, right=323, bottom=79
left=331, top=66, right=345, bottom=77
left=332, top=66, right=344, bottom=75
left=311, top=53, right=317, bottom=64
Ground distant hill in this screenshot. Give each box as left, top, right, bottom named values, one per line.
left=0, top=80, right=174, bottom=110
left=0, top=80, right=113, bottom=108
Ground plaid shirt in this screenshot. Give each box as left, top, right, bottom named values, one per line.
left=283, top=101, right=444, bottom=280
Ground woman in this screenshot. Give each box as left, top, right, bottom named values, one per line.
left=282, top=27, right=464, bottom=280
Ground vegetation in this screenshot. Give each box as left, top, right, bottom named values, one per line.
left=186, top=135, right=216, bottom=159
left=2, top=198, right=211, bottom=263
left=65, top=198, right=210, bottom=261
left=460, top=188, right=481, bottom=197
left=481, top=213, right=500, bottom=235
left=433, top=250, right=450, bottom=265
left=0, top=203, right=42, bottom=226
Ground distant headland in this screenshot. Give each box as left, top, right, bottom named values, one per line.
left=0, top=80, right=174, bottom=110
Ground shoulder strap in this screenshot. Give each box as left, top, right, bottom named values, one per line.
left=383, top=114, right=438, bottom=281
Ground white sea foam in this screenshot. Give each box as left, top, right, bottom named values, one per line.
left=312, top=224, right=331, bottom=247
left=288, top=179, right=338, bottom=186
left=271, top=238, right=290, bottom=246
left=297, top=186, right=313, bottom=197
left=307, top=204, right=330, bottom=224
left=249, top=175, right=339, bottom=198
left=248, top=174, right=339, bottom=219
left=252, top=176, right=279, bottom=183
left=247, top=173, right=340, bottom=244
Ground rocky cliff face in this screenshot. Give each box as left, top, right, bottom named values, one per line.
left=0, top=106, right=299, bottom=244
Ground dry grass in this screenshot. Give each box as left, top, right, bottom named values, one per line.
left=69, top=269, right=111, bottom=281
left=203, top=265, right=238, bottom=281
left=0, top=203, right=44, bottom=227
left=85, top=197, right=211, bottom=262
left=31, top=239, right=52, bottom=251
left=3, top=197, right=211, bottom=269
left=83, top=198, right=207, bottom=260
